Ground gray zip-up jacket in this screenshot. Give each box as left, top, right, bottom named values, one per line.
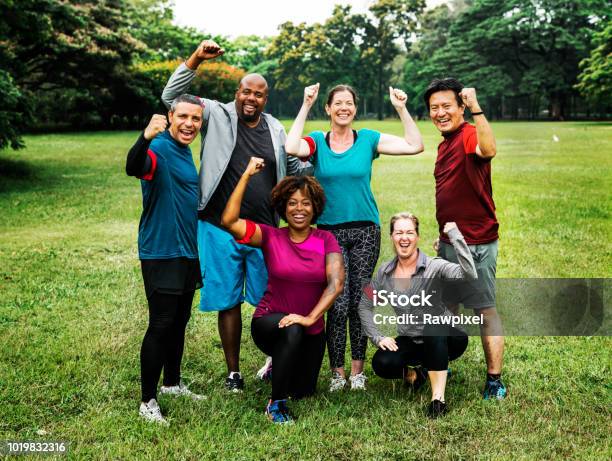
left=358, top=227, right=477, bottom=345
left=161, top=63, right=308, bottom=224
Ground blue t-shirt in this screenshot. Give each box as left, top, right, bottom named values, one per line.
left=138, top=130, right=199, bottom=259
left=307, top=129, right=381, bottom=225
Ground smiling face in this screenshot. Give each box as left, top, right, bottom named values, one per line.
left=235, top=74, right=268, bottom=125
left=168, top=102, right=203, bottom=145
left=391, top=218, right=420, bottom=260
left=285, top=188, right=313, bottom=231
left=429, top=90, right=465, bottom=134
left=325, top=90, right=356, bottom=127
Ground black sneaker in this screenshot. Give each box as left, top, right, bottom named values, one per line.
left=225, top=372, right=244, bottom=393
left=426, top=399, right=448, bottom=419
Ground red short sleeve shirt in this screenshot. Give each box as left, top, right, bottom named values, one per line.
left=434, top=122, right=498, bottom=244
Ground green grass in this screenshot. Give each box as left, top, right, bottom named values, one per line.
left=0, top=121, right=610, bottom=460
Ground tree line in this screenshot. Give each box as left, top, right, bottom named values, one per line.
left=0, top=0, right=610, bottom=151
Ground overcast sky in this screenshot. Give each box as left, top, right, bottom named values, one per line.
left=173, top=0, right=447, bottom=38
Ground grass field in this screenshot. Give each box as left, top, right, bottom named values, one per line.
left=0, top=121, right=610, bottom=460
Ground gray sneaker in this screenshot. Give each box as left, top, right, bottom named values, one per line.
left=349, top=372, right=367, bottom=391
left=329, top=371, right=347, bottom=392
left=159, top=381, right=206, bottom=401
left=139, top=399, right=168, bottom=425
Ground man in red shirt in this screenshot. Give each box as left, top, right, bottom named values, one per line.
left=425, top=78, right=506, bottom=400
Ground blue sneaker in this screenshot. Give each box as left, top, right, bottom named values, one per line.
left=483, top=379, right=507, bottom=400
left=265, top=399, right=295, bottom=424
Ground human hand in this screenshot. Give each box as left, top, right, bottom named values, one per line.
left=143, top=114, right=168, bottom=140
left=244, top=156, right=265, bottom=176
left=459, top=87, right=480, bottom=111
left=194, top=39, right=225, bottom=60
left=443, top=222, right=457, bottom=236
left=303, top=83, right=320, bottom=108
left=278, top=314, right=312, bottom=328
left=378, top=337, right=398, bottom=351
left=389, top=87, right=408, bottom=109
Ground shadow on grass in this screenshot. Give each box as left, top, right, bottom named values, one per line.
left=0, top=157, right=37, bottom=193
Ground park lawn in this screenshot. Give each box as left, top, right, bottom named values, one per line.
left=0, top=121, right=610, bottom=460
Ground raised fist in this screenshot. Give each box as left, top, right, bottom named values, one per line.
left=194, top=40, right=224, bottom=60
left=245, top=156, right=265, bottom=176
left=143, top=114, right=168, bottom=140
left=443, top=222, right=458, bottom=235
left=389, top=87, right=408, bottom=109
left=304, top=83, right=320, bottom=108
left=459, top=88, right=479, bottom=111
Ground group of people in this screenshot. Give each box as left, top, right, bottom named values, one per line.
left=126, top=40, right=506, bottom=425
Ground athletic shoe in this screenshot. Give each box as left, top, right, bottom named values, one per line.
left=404, top=366, right=427, bottom=392
left=426, top=399, right=448, bottom=419
left=349, top=372, right=367, bottom=391
left=265, top=399, right=295, bottom=424
left=483, top=379, right=507, bottom=400
left=159, top=381, right=206, bottom=401
left=329, top=371, right=347, bottom=392
left=225, top=372, right=244, bottom=393
left=256, top=356, right=273, bottom=382
left=139, top=399, right=168, bottom=425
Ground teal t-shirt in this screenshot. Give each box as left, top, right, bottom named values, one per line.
left=307, top=129, right=381, bottom=225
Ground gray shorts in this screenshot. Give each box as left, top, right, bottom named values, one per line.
left=438, top=239, right=498, bottom=310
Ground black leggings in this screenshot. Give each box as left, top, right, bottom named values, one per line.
left=372, top=326, right=468, bottom=378
left=251, top=313, right=325, bottom=401
left=140, top=290, right=194, bottom=402
left=326, top=225, right=381, bottom=368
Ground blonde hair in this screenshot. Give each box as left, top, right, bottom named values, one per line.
left=389, top=212, right=420, bottom=235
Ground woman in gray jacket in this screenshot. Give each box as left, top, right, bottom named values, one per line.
left=358, top=212, right=477, bottom=418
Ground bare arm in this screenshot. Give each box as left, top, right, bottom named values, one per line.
left=279, top=252, right=345, bottom=328
left=285, top=83, right=320, bottom=158
left=220, top=157, right=264, bottom=247
left=460, top=88, right=496, bottom=159
left=377, top=87, right=424, bottom=156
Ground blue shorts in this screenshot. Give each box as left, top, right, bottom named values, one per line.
left=197, top=220, right=268, bottom=312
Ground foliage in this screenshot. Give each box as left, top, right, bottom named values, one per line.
left=576, top=20, right=612, bottom=107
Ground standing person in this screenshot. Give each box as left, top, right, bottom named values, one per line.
left=359, top=213, right=475, bottom=418
left=126, top=95, right=206, bottom=425
left=221, top=157, right=344, bottom=423
left=161, top=40, right=305, bottom=392
left=425, top=77, right=506, bottom=399
left=285, top=83, right=424, bottom=391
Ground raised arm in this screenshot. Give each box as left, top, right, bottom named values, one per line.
left=161, top=40, right=224, bottom=110
left=437, top=222, right=477, bottom=280
left=125, top=114, right=167, bottom=177
left=285, top=83, right=319, bottom=158
left=278, top=252, right=345, bottom=329
left=220, top=157, right=265, bottom=247
left=377, top=87, right=424, bottom=156
left=460, top=88, right=496, bottom=159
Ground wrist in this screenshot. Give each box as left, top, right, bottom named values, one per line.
left=185, top=55, right=203, bottom=70
left=469, top=104, right=482, bottom=113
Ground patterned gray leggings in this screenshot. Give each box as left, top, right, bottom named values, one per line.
left=325, top=224, right=381, bottom=369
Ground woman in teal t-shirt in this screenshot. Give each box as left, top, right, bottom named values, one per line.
left=285, top=83, right=424, bottom=392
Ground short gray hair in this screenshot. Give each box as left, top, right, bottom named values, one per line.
left=170, top=94, right=204, bottom=112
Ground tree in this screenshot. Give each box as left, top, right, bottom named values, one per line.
left=576, top=20, right=612, bottom=108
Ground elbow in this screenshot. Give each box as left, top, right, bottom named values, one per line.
left=219, top=215, right=232, bottom=230
left=284, top=142, right=297, bottom=156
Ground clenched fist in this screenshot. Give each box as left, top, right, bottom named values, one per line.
left=303, top=83, right=320, bottom=108
left=459, top=88, right=480, bottom=111
left=443, top=222, right=458, bottom=235
left=244, top=156, right=265, bottom=177
left=389, top=86, right=408, bottom=109
left=194, top=40, right=224, bottom=60
left=144, top=114, right=168, bottom=140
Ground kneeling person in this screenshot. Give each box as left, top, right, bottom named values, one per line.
left=359, top=213, right=476, bottom=418
left=221, top=158, right=344, bottom=423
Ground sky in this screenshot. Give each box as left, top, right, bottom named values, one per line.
left=173, top=0, right=447, bottom=38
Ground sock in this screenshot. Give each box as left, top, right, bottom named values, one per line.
left=487, top=373, right=501, bottom=382
left=229, top=371, right=242, bottom=379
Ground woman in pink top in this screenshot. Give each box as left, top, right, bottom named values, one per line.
left=221, top=157, right=345, bottom=424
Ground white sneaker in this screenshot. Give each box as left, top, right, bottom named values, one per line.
left=256, top=356, right=273, bottom=381
left=349, top=372, right=367, bottom=391
left=329, top=371, right=347, bottom=392
left=139, top=399, right=168, bottom=425
left=159, top=381, right=206, bottom=401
